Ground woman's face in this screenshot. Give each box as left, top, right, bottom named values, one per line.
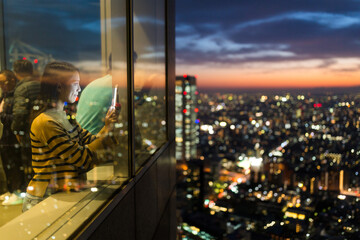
left=59, top=72, right=81, bottom=104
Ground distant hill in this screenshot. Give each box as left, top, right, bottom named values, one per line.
left=199, top=85, right=360, bottom=95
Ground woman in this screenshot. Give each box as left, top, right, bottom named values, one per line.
left=23, top=62, right=117, bottom=212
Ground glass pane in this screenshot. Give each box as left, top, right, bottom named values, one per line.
left=0, top=0, right=128, bottom=236
left=133, top=0, right=166, bottom=170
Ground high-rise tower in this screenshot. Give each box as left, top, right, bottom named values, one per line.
left=175, top=75, right=199, bottom=161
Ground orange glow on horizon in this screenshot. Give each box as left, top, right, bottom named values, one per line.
left=177, top=64, right=360, bottom=89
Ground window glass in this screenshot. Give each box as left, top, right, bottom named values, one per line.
left=133, top=0, right=166, bottom=170
left=0, top=0, right=128, bottom=236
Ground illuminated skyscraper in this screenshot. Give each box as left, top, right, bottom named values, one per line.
left=175, top=75, right=199, bottom=161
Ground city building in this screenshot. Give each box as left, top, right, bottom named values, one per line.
left=175, top=75, right=199, bottom=161
left=0, top=0, right=176, bottom=239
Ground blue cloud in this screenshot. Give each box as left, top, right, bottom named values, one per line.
left=235, top=11, right=360, bottom=31
left=176, top=1, right=360, bottom=66
left=289, top=12, right=360, bottom=29
left=176, top=24, right=197, bottom=35
left=176, top=33, right=257, bottom=53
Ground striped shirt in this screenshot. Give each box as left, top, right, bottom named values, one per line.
left=27, top=109, right=111, bottom=197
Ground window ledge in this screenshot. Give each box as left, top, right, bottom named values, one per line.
left=0, top=165, right=127, bottom=240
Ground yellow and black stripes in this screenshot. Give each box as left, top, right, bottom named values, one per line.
left=27, top=111, right=107, bottom=197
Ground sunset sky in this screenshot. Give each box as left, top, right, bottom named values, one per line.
left=4, top=0, right=360, bottom=90
left=176, top=0, right=360, bottom=89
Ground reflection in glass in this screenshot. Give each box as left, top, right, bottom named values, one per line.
left=24, top=61, right=118, bottom=212
left=133, top=0, right=166, bottom=170
left=0, top=0, right=129, bottom=236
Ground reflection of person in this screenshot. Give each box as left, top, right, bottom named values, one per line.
left=77, top=54, right=119, bottom=135
left=77, top=53, right=142, bottom=152
left=0, top=70, right=23, bottom=205
left=23, top=62, right=118, bottom=212
left=11, top=60, right=40, bottom=189
left=11, top=60, right=40, bottom=143
left=76, top=74, right=112, bottom=135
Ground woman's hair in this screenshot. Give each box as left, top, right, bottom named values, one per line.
left=41, top=61, right=79, bottom=104
left=30, top=61, right=79, bottom=123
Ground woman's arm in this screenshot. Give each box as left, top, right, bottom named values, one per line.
left=31, top=116, right=111, bottom=170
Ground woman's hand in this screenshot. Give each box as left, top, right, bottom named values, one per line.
left=104, top=107, right=118, bottom=132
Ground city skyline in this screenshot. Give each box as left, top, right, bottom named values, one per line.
left=176, top=0, right=360, bottom=89
left=177, top=90, right=360, bottom=239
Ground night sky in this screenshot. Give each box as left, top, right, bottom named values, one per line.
left=4, top=0, right=360, bottom=89
left=176, top=0, right=360, bottom=89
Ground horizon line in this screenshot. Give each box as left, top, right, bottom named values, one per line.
left=198, top=84, right=360, bottom=90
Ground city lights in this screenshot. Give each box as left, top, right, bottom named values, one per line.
left=337, top=195, right=346, bottom=200
left=219, top=121, right=227, bottom=127
left=177, top=91, right=360, bottom=239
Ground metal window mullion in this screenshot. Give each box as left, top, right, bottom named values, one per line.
left=165, top=0, right=169, bottom=141
left=127, top=0, right=135, bottom=178
left=165, top=0, right=175, bottom=143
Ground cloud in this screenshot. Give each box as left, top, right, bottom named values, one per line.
left=176, top=24, right=197, bottom=35
left=317, top=59, right=337, bottom=68
left=177, top=57, right=360, bottom=80
left=176, top=34, right=256, bottom=53
left=234, top=11, right=360, bottom=31
left=327, top=58, right=360, bottom=71
left=290, top=12, right=360, bottom=29
left=176, top=1, right=360, bottom=70
left=220, top=50, right=296, bottom=60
